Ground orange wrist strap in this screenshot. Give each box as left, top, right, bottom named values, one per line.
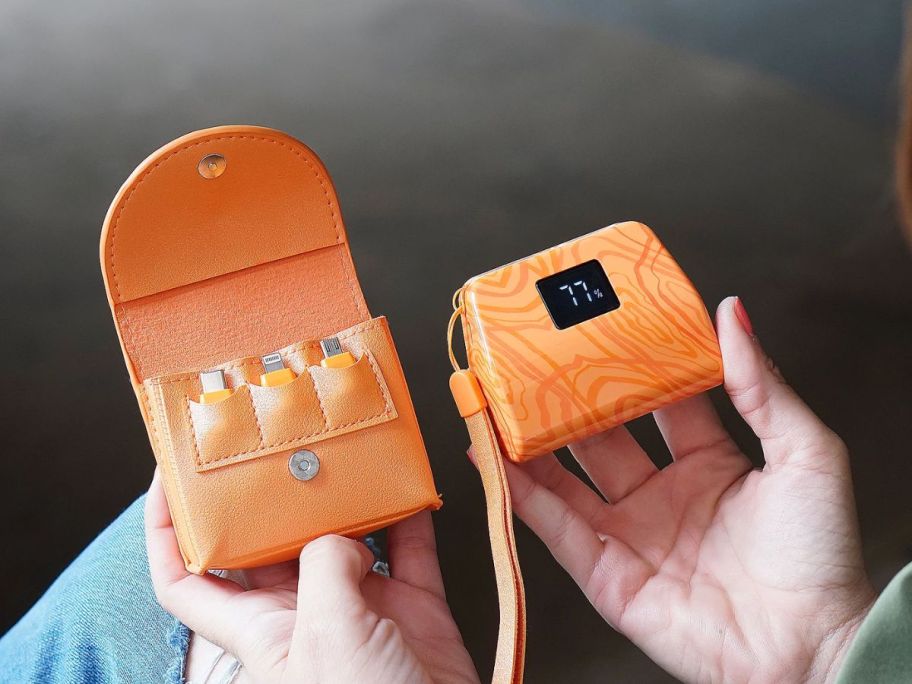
left=464, top=408, right=526, bottom=683
left=451, top=366, right=526, bottom=684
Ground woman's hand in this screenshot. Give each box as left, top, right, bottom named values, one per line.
left=503, top=296, right=875, bottom=683
left=145, top=475, right=479, bottom=684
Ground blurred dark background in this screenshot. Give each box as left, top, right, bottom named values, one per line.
left=2, top=1, right=912, bottom=681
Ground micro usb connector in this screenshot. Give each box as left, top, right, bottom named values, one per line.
left=319, top=337, right=356, bottom=369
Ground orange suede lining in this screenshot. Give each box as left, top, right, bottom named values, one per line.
left=117, top=246, right=367, bottom=381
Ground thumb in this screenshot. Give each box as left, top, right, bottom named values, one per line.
left=294, top=535, right=375, bottom=633
left=717, top=296, right=845, bottom=469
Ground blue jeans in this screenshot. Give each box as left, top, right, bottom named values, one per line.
left=0, top=496, right=188, bottom=683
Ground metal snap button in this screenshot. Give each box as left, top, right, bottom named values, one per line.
left=289, top=450, right=320, bottom=481
left=198, top=153, right=227, bottom=179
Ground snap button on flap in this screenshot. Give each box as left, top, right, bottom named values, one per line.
left=289, top=450, right=320, bottom=481
left=198, top=153, right=227, bottom=179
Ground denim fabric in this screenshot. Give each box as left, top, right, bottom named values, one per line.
left=0, top=496, right=187, bottom=684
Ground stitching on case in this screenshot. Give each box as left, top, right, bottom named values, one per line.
left=187, top=391, right=266, bottom=467
left=306, top=366, right=330, bottom=428
left=144, top=382, right=159, bottom=451
left=293, top=147, right=365, bottom=320
left=118, top=305, right=145, bottom=382
left=199, top=407, right=392, bottom=466
left=109, top=133, right=346, bottom=304
left=185, top=396, right=202, bottom=465
left=338, top=243, right=367, bottom=318
left=247, top=390, right=266, bottom=450
left=189, top=351, right=392, bottom=466
left=150, top=383, right=202, bottom=566
left=364, top=351, right=394, bottom=415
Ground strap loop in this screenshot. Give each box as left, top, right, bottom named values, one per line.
left=447, top=286, right=466, bottom=372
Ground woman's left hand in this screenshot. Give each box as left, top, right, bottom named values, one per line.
left=145, top=470, right=479, bottom=683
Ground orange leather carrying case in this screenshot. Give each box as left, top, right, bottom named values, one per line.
left=101, top=125, right=440, bottom=573
left=449, top=222, right=723, bottom=682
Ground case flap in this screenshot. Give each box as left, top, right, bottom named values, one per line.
left=100, top=126, right=369, bottom=384
left=103, top=126, right=347, bottom=303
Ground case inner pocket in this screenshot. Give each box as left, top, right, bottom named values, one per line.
left=247, top=371, right=325, bottom=448
left=310, top=354, right=389, bottom=429
left=187, top=385, right=263, bottom=468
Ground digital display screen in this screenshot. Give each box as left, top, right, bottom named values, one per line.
left=535, top=259, right=620, bottom=329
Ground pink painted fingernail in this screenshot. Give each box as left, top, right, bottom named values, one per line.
left=734, top=297, right=754, bottom=336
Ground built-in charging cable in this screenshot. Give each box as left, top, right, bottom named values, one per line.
left=197, top=336, right=357, bottom=402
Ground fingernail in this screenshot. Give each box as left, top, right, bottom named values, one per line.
left=466, top=447, right=477, bottom=466
left=734, top=297, right=754, bottom=336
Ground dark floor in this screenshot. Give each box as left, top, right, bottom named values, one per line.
left=2, top=1, right=912, bottom=682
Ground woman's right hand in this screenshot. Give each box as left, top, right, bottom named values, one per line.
left=145, top=472, right=479, bottom=684
left=503, top=296, right=876, bottom=683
